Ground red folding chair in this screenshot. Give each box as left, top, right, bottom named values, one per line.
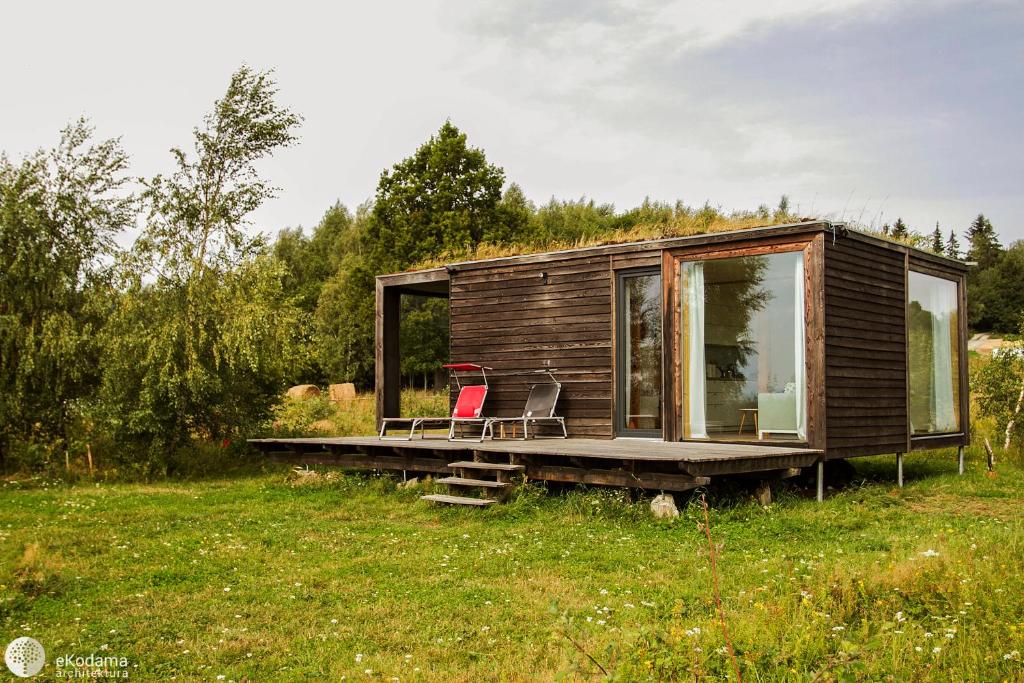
left=378, top=363, right=490, bottom=440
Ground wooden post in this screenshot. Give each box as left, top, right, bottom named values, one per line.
left=816, top=460, right=824, bottom=502
left=957, top=445, right=965, bottom=475
left=896, top=452, right=904, bottom=488
left=375, top=280, right=401, bottom=430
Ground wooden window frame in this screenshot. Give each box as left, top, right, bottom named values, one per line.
left=613, top=267, right=665, bottom=439
left=662, top=234, right=825, bottom=447
left=905, top=264, right=969, bottom=448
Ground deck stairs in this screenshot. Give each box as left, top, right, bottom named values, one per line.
left=420, top=460, right=525, bottom=507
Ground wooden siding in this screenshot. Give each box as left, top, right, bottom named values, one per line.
left=449, top=254, right=616, bottom=437
left=824, top=236, right=909, bottom=458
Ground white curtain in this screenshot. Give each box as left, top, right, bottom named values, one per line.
left=930, top=285, right=957, bottom=432
left=682, top=262, right=707, bottom=438
left=793, top=256, right=807, bottom=439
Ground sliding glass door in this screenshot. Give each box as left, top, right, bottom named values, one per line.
left=616, top=270, right=662, bottom=437
left=679, top=251, right=807, bottom=441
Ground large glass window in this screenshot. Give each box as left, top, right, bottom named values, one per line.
left=908, top=272, right=961, bottom=434
left=616, top=271, right=662, bottom=436
left=680, top=251, right=806, bottom=441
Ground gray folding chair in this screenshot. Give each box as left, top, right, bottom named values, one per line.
left=484, top=371, right=567, bottom=440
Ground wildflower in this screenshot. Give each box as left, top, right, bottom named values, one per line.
left=932, top=647, right=941, bottom=654
left=924, top=632, right=933, bottom=638
left=831, top=626, right=845, bottom=632
left=355, top=654, right=363, bottom=663
left=223, top=587, right=231, bottom=592
left=217, top=677, right=225, bottom=681
left=915, top=646, right=922, bottom=652
left=331, top=619, right=338, bottom=624
left=920, top=549, right=940, bottom=558
left=895, top=611, right=906, bottom=623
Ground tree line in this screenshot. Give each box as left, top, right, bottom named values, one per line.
left=2, top=66, right=1022, bottom=473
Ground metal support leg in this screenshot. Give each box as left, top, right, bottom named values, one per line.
left=957, top=446, right=965, bottom=475
left=816, top=460, right=824, bottom=502
left=897, top=452, right=904, bottom=488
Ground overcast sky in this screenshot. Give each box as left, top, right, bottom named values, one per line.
left=2, top=0, right=1021, bottom=244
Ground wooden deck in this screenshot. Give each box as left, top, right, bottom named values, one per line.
left=248, top=436, right=823, bottom=491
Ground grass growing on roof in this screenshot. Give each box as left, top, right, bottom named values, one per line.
left=1, top=446, right=1022, bottom=681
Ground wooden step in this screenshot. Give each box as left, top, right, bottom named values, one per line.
left=447, top=461, right=524, bottom=471
left=420, top=494, right=496, bottom=507
left=437, top=476, right=511, bottom=489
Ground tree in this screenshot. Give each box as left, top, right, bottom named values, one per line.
left=890, top=218, right=909, bottom=240
left=98, top=67, right=304, bottom=466
left=0, top=120, right=134, bottom=470
left=930, top=223, right=944, bottom=253
left=363, top=121, right=506, bottom=272
left=946, top=230, right=961, bottom=259
left=966, top=213, right=1002, bottom=270
left=974, top=331, right=1024, bottom=451
left=317, top=122, right=507, bottom=388
left=274, top=202, right=358, bottom=313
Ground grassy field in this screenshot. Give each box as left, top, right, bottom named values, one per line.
left=1, top=447, right=1023, bottom=681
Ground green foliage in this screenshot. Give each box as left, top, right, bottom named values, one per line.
left=965, top=213, right=1002, bottom=270
left=968, top=241, right=1024, bottom=332
left=890, top=217, right=909, bottom=239
left=0, top=120, right=134, bottom=470
left=274, top=201, right=360, bottom=313
left=930, top=223, right=944, bottom=253
left=399, top=296, right=449, bottom=380
left=946, top=229, right=961, bottom=259
left=365, top=121, right=507, bottom=272
left=973, top=341, right=1024, bottom=450
left=96, top=67, right=305, bottom=470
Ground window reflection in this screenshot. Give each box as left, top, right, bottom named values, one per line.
left=620, top=274, right=662, bottom=433
left=908, top=272, right=960, bottom=434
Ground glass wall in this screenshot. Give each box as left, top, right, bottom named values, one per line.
left=617, top=272, right=662, bottom=436
left=679, top=251, right=806, bottom=441
left=908, top=272, right=961, bottom=434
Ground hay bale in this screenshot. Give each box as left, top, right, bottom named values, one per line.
left=286, top=384, right=321, bottom=400
left=328, top=383, right=357, bottom=402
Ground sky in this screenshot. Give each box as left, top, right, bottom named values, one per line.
left=2, top=0, right=1021, bottom=244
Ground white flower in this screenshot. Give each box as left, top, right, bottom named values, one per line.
left=932, top=647, right=941, bottom=654
left=920, top=549, right=940, bottom=558
left=895, top=611, right=906, bottom=623
left=223, top=587, right=231, bottom=592
left=331, top=619, right=338, bottom=624
left=217, top=677, right=225, bottom=681
left=355, top=654, right=363, bottom=663
left=832, top=626, right=845, bottom=632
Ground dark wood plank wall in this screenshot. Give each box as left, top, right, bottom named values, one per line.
left=823, top=236, right=909, bottom=458
left=448, top=253, right=619, bottom=438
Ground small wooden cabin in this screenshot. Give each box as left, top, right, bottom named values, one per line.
left=376, top=221, right=970, bottom=462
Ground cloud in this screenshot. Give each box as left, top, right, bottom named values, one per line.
left=449, top=0, right=1024, bottom=236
